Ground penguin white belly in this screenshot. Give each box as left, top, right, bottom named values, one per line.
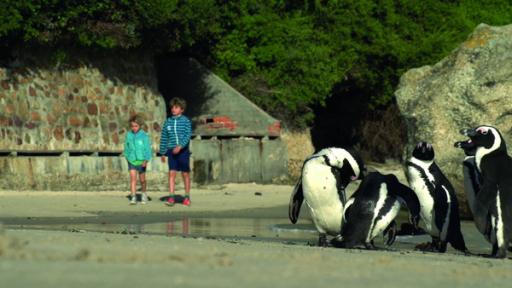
left=368, top=200, right=401, bottom=242
left=407, top=167, right=438, bottom=236
left=496, top=190, right=505, bottom=249
left=302, top=161, right=343, bottom=235
left=490, top=215, right=497, bottom=244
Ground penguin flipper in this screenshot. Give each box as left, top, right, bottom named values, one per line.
left=289, top=178, right=304, bottom=224
left=462, top=157, right=480, bottom=214
left=388, top=176, right=421, bottom=221
left=474, top=180, right=498, bottom=232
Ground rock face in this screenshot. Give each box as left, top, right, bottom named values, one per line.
left=395, top=24, right=512, bottom=216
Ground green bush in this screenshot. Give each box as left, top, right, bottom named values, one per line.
left=2, top=0, right=512, bottom=128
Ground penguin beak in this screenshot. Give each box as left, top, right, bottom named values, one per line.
left=454, top=139, right=472, bottom=148
left=460, top=128, right=476, bottom=137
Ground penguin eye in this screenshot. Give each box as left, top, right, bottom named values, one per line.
left=477, top=127, right=488, bottom=135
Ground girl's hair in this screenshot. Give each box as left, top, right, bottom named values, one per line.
left=129, top=114, right=145, bottom=126
left=169, top=97, right=187, bottom=110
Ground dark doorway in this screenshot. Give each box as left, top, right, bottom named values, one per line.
left=155, top=56, right=213, bottom=120
left=310, top=86, right=406, bottom=162
left=310, top=87, right=367, bottom=152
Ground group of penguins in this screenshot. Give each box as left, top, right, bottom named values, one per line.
left=288, top=125, right=512, bottom=259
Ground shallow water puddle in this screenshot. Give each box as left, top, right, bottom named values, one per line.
left=6, top=218, right=492, bottom=254
left=7, top=218, right=319, bottom=243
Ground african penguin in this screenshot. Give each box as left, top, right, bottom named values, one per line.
left=335, top=172, right=420, bottom=249
left=459, top=125, right=512, bottom=258
left=288, top=147, right=366, bottom=246
left=454, top=138, right=498, bottom=249
left=405, top=142, right=469, bottom=253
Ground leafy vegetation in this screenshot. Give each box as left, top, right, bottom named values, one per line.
left=1, top=0, right=512, bottom=129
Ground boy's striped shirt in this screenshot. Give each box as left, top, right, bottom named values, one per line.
left=159, top=115, right=192, bottom=155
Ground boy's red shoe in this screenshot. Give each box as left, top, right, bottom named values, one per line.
left=166, top=197, right=175, bottom=206
left=182, top=198, right=191, bottom=206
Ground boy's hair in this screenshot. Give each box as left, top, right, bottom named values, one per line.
left=169, top=97, right=187, bottom=110
left=129, top=114, right=145, bottom=126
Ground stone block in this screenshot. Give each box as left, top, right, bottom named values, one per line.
left=58, top=87, right=66, bottom=98
left=1, top=80, right=10, bottom=90
left=4, top=104, right=15, bottom=115
left=87, top=103, right=98, bottom=115
left=108, top=122, right=118, bottom=131
left=68, top=116, right=82, bottom=127
left=29, top=86, right=36, bottom=97
left=25, top=122, right=37, bottom=129
left=31, top=111, right=41, bottom=121
left=47, top=113, right=57, bottom=125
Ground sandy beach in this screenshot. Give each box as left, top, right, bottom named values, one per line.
left=1, top=181, right=512, bottom=288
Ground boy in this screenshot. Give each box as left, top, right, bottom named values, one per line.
left=159, top=97, right=192, bottom=206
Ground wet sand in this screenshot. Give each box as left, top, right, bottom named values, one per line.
left=1, top=183, right=512, bottom=287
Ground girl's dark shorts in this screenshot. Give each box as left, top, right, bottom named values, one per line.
left=167, top=147, right=191, bottom=172
left=128, top=161, right=147, bottom=173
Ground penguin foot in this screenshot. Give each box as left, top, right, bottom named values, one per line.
left=478, top=253, right=501, bottom=259
left=318, top=234, right=328, bottom=247
left=364, top=241, right=378, bottom=250
left=383, top=221, right=397, bottom=246
left=495, top=249, right=508, bottom=259
left=330, top=239, right=345, bottom=248
left=415, top=242, right=437, bottom=252
left=330, top=235, right=344, bottom=248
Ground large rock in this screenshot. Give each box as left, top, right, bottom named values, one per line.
left=395, top=23, right=512, bottom=217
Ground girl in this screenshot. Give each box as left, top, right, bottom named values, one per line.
left=124, top=114, right=152, bottom=204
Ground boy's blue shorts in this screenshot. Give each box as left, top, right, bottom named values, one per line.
left=167, top=147, right=191, bottom=172
left=128, top=161, right=146, bottom=173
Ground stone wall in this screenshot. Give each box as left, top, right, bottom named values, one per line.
left=0, top=49, right=165, bottom=152
left=0, top=49, right=166, bottom=190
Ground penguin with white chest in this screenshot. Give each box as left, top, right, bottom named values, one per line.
left=336, top=172, right=420, bottom=249
left=459, top=125, right=512, bottom=258
left=405, top=142, right=469, bottom=253
left=289, top=147, right=366, bottom=246
left=454, top=138, right=500, bottom=250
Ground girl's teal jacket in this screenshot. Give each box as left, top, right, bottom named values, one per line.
left=124, top=130, right=152, bottom=163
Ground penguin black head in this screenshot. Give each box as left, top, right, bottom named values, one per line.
left=459, top=126, right=507, bottom=154
left=335, top=149, right=366, bottom=188
left=411, top=142, right=435, bottom=161
left=350, top=150, right=367, bottom=181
